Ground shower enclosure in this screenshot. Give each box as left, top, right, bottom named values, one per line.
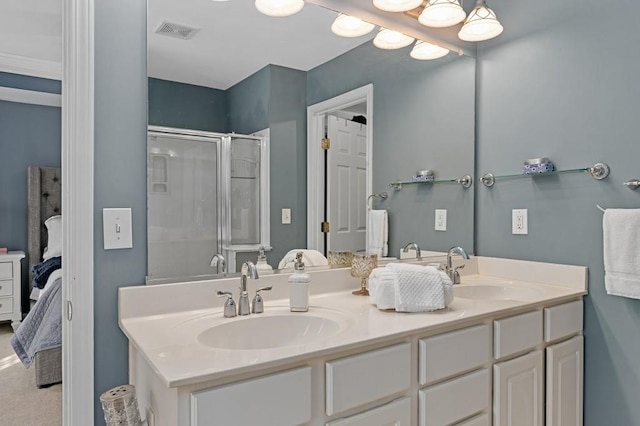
left=147, top=126, right=270, bottom=283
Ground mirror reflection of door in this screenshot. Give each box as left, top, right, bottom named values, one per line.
left=325, top=104, right=368, bottom=254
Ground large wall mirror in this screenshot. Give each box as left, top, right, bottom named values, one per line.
left=146, top=0, right=475, bottom=281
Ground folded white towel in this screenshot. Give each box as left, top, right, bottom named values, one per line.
left=368, top=264, right=453, bottom=312
left=278, top=249, right=329, bottom=269
left=603, top=209, right=640, bottom=299
left=367, top=210, right=388, bottom=257
left=368, top=268, right=397, bottom=310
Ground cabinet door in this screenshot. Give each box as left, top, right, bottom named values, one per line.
left=190, top=367, right=311, bottom=426
left=326, top=397, right=411, bottom=426
left=494, top=350, right=544, bottom=426
left=546, top=336, right=583, bottom=426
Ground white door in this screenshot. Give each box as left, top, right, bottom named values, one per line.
left=494, top=350, right=544, bottom=426
left=327, top=115, right=367, bottom=252
left=546, top=336, right=583, bottom=426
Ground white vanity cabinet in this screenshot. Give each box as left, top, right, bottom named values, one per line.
left=326, top=397, right=411, bottom=426
left=546, top=336, right=584, bottom=426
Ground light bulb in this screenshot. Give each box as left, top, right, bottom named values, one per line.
left=331, top=14, right=375, bottom=37
left=255, top=0, right=304, bottom=17
left=458, top=0, right=503, bottom=41
left=418, top=0, right=466, bottom=28
left=373, top=0, right=423, bottom=12
left=410, top=41, right=450, bottom=60
left=373, top=28, right=415, bottom=50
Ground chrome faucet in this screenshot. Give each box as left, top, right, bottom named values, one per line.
left=402, top=242, right=421, bottom=258
left=210, top=253, right=226, bottom=274
left=446, top=246, right=470, bottom=285
left=238, top=261, right=259, bottom=316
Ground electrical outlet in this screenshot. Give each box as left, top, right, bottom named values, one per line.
left=435, top=209, right=447, bottom=231
left=512, top=209, right=528, bottom=235
left=281, top=208, right=292, bottom=225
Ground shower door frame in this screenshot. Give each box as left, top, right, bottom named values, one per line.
left=147, top=126, right=270, bottom=279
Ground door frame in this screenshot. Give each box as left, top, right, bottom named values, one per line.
left=306, top=84, right=373, bottom=253
left=62, top=0, right=95, bottom=423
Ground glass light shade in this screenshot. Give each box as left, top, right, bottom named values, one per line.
left=331, top=14, right=376, bottom=37
left=373, top=28, right=415, bottom=50
left=255, top=0, right=304, bottom=17
left=373, top=0, right=423, bottom=12
left=418, top=0, right=466, bottom=28
left=458, top=0, right=504, bottom=41
left=410, top=41, right=450, bottom=60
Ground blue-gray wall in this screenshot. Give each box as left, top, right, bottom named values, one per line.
left=0, top=73, right=61, bottom=313
left=148, top=78, right=228, bottom=132
left=94, top=0, right=147, bottom=424
left=308, top=42, right=475, bottom=255
left=476, top=0, right=640, bottom=424
left=226, top=65, right=270, bottom=134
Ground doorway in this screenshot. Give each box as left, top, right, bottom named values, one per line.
left=307, top=84, right=373, bottom=255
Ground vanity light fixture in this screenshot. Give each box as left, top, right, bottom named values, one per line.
left=255, top=0, right=304, bottom=17
left=458, top=0, right=503, bottom=41
left=373, top=28, right=415, bottom=49
left=373, top=0, right=423, bottom=12
left=410, top=40, right=450, bottom=60
left=418, top=0, right=466, bottom=28
left=331, top=14, right=376, bottom=37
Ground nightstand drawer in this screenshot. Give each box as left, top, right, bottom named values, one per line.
left=0, top=263, right=12, bottom=279
left=0, top=279, right=12, bottom=297
left=0, top=297, right=13, bottom=315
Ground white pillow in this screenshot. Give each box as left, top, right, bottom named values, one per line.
left=43, top=215, right=62, bottom=261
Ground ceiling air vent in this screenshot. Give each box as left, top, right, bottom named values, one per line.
left=155, top=21, right=199, bottom=40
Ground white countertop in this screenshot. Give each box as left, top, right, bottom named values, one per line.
left=119, top=257, right=587, bottom=388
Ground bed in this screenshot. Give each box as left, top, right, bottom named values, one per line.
left=25, top=165, right=63, bottom=388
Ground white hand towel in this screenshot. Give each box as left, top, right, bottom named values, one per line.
left=394, top=267, right=452, bottom=312
left=278, top=249, right=328, bottom=269
left=603, top=209, right=640, bottom=299
left=368, top=268, right=397, bottom=310
left=367, top=210, right=388, bottom=257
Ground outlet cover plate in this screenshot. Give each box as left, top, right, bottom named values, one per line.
left=282, top=208, right=292, bottom=225
left=512, top=209, right=528, bottom=235
left=435, top=209, right=447, bottom=231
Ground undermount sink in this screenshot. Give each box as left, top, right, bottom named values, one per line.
left=454, top=284, right=544, bottom=301
left=196, top=308, right=353, bottom=350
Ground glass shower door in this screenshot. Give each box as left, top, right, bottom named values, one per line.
left=147, top=130, right=221, bottom=282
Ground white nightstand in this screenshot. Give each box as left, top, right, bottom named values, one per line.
left=0, top=251, right=26, bottom=332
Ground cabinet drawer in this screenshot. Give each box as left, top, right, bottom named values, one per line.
left=0, top=297, right=13, bottom=315
left=494, top=311, right=542, bottom=359
left=326, top=397, right=411, bottom=426
left=190, top=366, right=311, bottom=426
left=544, top=300, right=583, bottom=343
left=455, top=412, right=490, bottom=426
left=0, top=263, right=12, bottom=279
left=326, top=343, right=411, bottom=416
left=419, top=369, right=490, bottom=426
left=0, top=279, right=12, bottom=297
left=419, top=324, right=490, bottom=386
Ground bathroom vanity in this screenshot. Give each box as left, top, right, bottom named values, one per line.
left=119, top=257, right=586, bottom=426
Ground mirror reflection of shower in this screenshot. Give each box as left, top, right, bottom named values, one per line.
left=147, top=127, right=269, bottom=283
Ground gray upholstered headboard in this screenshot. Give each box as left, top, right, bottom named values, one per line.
left=27, top=166, right=62, bottom=284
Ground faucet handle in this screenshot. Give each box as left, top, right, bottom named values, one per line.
left=251, top=286, right=273, bottom=314
left=217, top=291, right=237, bottom=318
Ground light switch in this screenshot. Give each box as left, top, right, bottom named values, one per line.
left=282, top=208, right=292, bottom=225
left=103, top=208, right=133, bottom=250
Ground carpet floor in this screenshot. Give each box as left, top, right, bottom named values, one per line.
left=0, top=322, right=62, bottom=426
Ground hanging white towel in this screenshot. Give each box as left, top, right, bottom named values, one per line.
left=603, top=208, right=640, bottom=299
left=368, top=210, right=388, bottom=257
left=278, top=249, right=328, bottom=269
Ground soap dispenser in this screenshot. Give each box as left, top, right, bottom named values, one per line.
left=289, top=251, right=310, bottom=312
left=255, top=246, right=273, bottom=272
